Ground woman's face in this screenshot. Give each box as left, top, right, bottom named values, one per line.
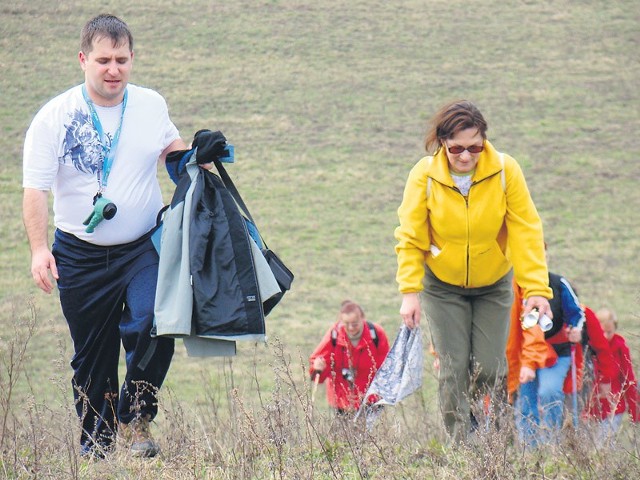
left=443, top=127, right=484, bottom=174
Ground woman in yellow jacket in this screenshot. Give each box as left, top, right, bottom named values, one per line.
left=395, top=100, right=552, bottom=442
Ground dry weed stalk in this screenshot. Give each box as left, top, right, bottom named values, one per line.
left=0, top=298, right=37, bottom=453
left=1, top=305, right=639, bottom=478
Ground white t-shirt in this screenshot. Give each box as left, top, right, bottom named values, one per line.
left=23, top=84, right=180, bottom=246
left=450, top=170, right=474, bottom=197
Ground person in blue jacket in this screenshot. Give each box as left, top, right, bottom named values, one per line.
left=515, top=270, right=584, bottom=445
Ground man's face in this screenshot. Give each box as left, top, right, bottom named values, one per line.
left=340, top=312, right=364, bottom=338
left=79, top=35, right=133, bottom=106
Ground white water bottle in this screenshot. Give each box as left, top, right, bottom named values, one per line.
left=521, top=309, right=539, bottom=329
left=538, top=313, right=553, bottom=332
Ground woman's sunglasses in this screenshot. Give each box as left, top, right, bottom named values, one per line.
left=446, top=144, right=484, bottom=154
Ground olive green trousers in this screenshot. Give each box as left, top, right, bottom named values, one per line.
left=422, top=267, right=513, bottom=442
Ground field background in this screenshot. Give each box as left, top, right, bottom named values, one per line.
left=1, top=0, right=639, bottom=478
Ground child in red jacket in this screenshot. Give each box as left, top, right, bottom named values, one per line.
left=585, top=308, right=638, bottom=438
left=310, top=300, right=390, bottom=413
left=575, top=306, right=615, bottom=409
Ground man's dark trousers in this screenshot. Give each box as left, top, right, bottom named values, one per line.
left=53, top=229, right=175, bottom=453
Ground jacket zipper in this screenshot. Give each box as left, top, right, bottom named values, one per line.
left=464, top=193, right=470, bottom=286
left=437, top=170, right=503, bottom=288
left=449, top=184, right=471, bottom=287
left=463, top=172, right=500, bottom=286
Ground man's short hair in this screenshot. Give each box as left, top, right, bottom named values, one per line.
left=81, top=14, right=133, bottom=53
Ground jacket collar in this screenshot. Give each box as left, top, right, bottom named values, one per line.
left=429, top=140, right=503, bottom=186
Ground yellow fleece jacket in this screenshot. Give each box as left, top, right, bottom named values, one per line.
left=394, top=140, right=551, bottom=300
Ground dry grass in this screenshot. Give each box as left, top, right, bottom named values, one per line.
left=1, top=310, right=639, bottom=479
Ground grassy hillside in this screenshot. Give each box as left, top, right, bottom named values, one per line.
left=1, top=0, right=639, bottom=477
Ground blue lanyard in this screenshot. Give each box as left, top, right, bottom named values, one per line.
left=81, top=85, right=128, bottom=193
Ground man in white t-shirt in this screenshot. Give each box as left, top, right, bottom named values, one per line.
left=23, top=14, right=188, bottom=458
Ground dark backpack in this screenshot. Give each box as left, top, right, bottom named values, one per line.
left=331, top=321, right=379, bottom=348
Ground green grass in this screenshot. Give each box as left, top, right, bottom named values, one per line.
left=1, top=0, right=639, bottom=477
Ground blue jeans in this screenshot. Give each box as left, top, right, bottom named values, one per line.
left=516, top=355, right=571, bottom=446
left=53, top=229, right=175, bottom=454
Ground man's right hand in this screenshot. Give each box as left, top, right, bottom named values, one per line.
left=30, top=247, right=58, bottom=294
left=312, top=357, right=326, bottom=372
left=23, top=188, right=57, bottom=293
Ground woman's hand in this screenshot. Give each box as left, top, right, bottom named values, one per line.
left=523, top=295, right=552, bottom=319
left=400, top=293, right=421, bottom=329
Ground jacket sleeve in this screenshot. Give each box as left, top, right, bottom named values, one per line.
left=506, top=283, right=524, bottom=396
left=583, top=307, right=616, bottom=384
left=559, top=278, right=585, bottom=329
left=521, top=327, right=549, bottom=371
left=395, top=158, right=431, bottom=293
left=165, top=148, right=194, bottom=184
left=618, top=338, right=639, bottom=422
left=502, top=155, right=552, bottom=300
left=506, top=282, right=549, bottom=396
left=309, top=327, right=335, bottom=383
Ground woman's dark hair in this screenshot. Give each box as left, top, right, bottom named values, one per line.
left=81, top=14, right=133, bottom=53
left=424, top=100, right=488, bottom=154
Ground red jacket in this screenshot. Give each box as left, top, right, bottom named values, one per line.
left=586, top=332, right=638, bottom=421
left=561, top=306, right=617, bottom=394
left=574, top=306, right=616, bottom=386
left=309, top=321, right=390, bottom=410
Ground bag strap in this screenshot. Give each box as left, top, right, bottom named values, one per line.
left=367, top=321, right=379, bottom=348
left=208, top=155, right=271, bottom=250
left=211, top=156, right=256, bottom=225
left=155, top=204, right=170, bottom=227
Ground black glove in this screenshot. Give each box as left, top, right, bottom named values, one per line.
left=192, top=129, right=227, bottom=165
